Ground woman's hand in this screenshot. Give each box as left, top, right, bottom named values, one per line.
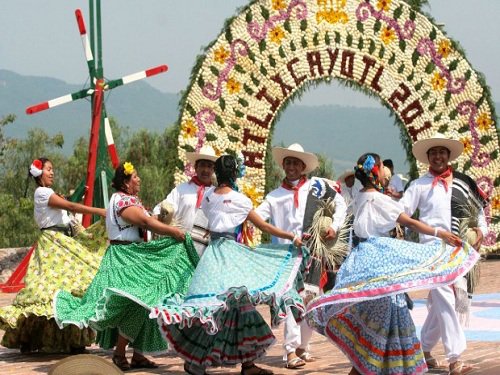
left=292, top=235, right=303, bottom=249
left=169, top=227, right=186, bottom=242
left=437, top=230, right=462, bottom=247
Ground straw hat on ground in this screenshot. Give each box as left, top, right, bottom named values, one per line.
left=272, top=143, right=319, bottom=174
left=412, top=132, right=464, bottom=164
left=49, top=354, right=124, bottom=375
left=186, top=145, right=218, bottom=164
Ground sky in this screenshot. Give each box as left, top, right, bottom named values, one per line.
left=1, top=0, right=499, bottom=108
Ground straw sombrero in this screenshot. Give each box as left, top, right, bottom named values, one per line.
left=412, top=132, right=464, bottom=164
left=337, top=169, right=355, bottom=183
left=272, top=143, right=319, bottom=174
left=48, top=354, right=124, bottom=375
left=186, top=145, right=218, bottom=164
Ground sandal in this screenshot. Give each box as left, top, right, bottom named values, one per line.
left=184, top=362, right=209, bottom=375
left=285, top=356, right=306, bottom=369
left=298, top=351, right=316, bottom=362
left=130, top=355, right=158, bottom=369
left=241, top=363, right=274, bottom=375
left=425, top=356, right=445, bottom=369
left=449, top=361, right=474, bottom=375
left=112, top=354, right=131, bottom=371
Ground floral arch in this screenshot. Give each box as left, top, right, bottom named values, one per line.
left=174, top=0, right=500, bottom=253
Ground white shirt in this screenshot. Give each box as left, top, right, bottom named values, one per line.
left=33, top=187, right=70, bottom=229
left=153, top=181, right=214, bottom=231
left=389, top=174, right=405, bottom=193
left=202, top=189, right=253, bottom=233
left=106, top=192, right=147, bottom=242
left=402, top=173, right=488, bottom=244
left=255, top=178, right=347, bottom=245
left=353, top=191, right=403, bottom=238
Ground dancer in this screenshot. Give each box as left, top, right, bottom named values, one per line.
left=255, top=143, right=347, bottom=369
left=402, top=133, right=488, bottom=374
left=306, top=152, right=479, bottom=375
left=151, top=154, right=308, bottom=375
left=54, top=161, right=197, bottom=371
left=0, top=157, right=107, bottom=353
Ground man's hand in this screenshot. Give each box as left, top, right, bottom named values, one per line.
left=472, top=227, right=484, bottom=251
left=323, top=227, right=337, bottom=241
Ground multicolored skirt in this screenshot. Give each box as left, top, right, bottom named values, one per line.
left=306, top=237, right=479, bottom=375
left=54, top=235, right=199, bottom=354
left=150, top=238, right=309, bottom=368
left=0, top=221, right=107, bottom=353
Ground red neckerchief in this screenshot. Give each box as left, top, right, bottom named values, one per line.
left=429, top=166, right=452, bottom=192
left=281, top=176, right=308, bottom=208
left=190, top=176, right=212, bottom=209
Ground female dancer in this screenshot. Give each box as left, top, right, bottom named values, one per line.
left=306, top=153, right=478, bottom=375
left=0, top=158, right=107, bottom=353
left=152, top=154, right=308, bottom=375
left=54, top=161, right=197, bottom=370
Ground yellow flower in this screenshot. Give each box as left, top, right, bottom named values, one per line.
left=492, top=195, right=500, bottom=211
left=182, top=119, right=198, bottom=139
left=123, top=162, right=135, bottom=176
left=214, top=46, right=230, bottom=64
left=270, top=26, right=285, bottom=44
left=226, top=78, right=241, bottom=94
left=460, top=137, right=473, bottom=154
left=476, top=112, right=493, bottom=132
left=243, top=184, right=261, bottom=207
left=376, top=0, right=391, bottom=12
left=380, top=27, right=395, bottom=45
left=437, top=40, right=452, bottom=58
left=430, top=72, right=446, bottom=91
left=272, top=0, right=286, bottom=11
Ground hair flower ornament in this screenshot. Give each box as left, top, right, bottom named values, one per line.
left=362, top=155, right=376, bottom=172
left=123, top=162, right=135, bottom=176
left=236, top=152, right=246, bottom=178
left=29, top=159, right=43, bottom=177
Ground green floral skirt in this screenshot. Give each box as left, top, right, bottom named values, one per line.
left=0, top=221, right=107, bottom=353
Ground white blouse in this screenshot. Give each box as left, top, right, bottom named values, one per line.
left=353, top=191, right=404, bottom=238
left=202, top=189, right=253, bottom=233
left=106, top=192, right=148, bottom=242
left=33, top=187, right=70, bottom=229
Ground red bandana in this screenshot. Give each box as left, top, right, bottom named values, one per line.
left=429, top=166, right=453, bottom=192
left=281, top=176, right=308, bottom=208
left=190, top=176, right=212, bottom=209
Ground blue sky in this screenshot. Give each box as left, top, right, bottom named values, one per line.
left=1, top=0, right=499, bottom=108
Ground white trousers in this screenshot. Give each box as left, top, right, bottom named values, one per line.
left=282, top=309, right=313, bottom=360
left=420, top=285, right=466, bottom=363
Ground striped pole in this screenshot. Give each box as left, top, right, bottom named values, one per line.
left=26, top=88, right=94, bottom=114
left=104, top=113, right=119, bottom=169
left=105, top=65, right=168, bottom=90
left=75, top=9, right=96, bottom=78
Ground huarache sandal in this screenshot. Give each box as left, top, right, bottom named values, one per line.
left=184, top=362, right=209, bottom=375
left=112, top=354, right=130, bottom=371
left=130, top=355, right=158, bottom=369
left=285, top=356, right=306, bottom=369
left=449, top=361, right=474, bottom=375
left=241, top=363, right=274, bottom=374
left=424, top=353, right=446, bottom=369
left=298, top=351, right=316, bottom=362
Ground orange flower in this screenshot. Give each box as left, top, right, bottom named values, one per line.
left=376, top=0, right=391, bottom=12
left=380, top=27, right=395, bottom=45
left=270, top=26, right=285, bottom=44
left=431, top=72, right=446, bottom=91
left=492, top=195, right=500, bottom=211
left=214, top=46, right=230, bottom=64
left=182, top=119, right=198, bottom=139
left=226, top=78, right=241, bottom=94
left=460, top=137, right=473, bottom=154
left=476, top=112, right=493, bottom=132
left=437, top=40, right=452, bottom=58
left=272, top=0, right=286, bottom=11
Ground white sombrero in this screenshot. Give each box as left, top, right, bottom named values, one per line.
left=186, top=145, right=218, bottom=164
left=48, top=354, right=124, bottom=375
left=412, top=132, right=464, bottom=164
left=272, top=143, right=319, bottom=174
left=337, top=169, right=355, bottom=183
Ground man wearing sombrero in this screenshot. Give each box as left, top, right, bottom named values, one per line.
left=153, top=145, right=217, bottom=256
left=256, top=143, right=347, bottom=369
left=402, top=133, right=489, bottom=375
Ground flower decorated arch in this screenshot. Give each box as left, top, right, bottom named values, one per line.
left=175, top=0, right=500, bottom=253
